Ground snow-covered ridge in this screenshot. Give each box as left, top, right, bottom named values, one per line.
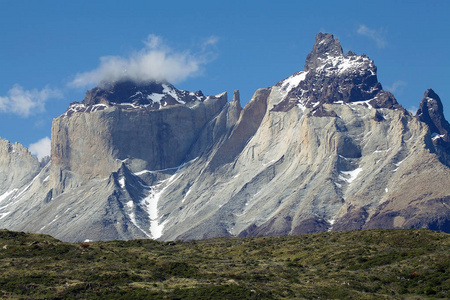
left=280, top=71, right=308, bottom=96
left=64, top=103, right=107, bottom=116
left=63, top=83, right=209, bottom=117
left=315, top=53, right=375, bottom=77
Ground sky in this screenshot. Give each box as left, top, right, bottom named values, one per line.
left=0, top=1, right=449, bottom=160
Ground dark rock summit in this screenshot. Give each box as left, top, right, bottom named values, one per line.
left=417, top=89, right=450, bottom=143
left=304, top=32, right=345, bottom=71
left=273, top=33, right=402, bottom=113
left=70, top=80, right=207, bottom=113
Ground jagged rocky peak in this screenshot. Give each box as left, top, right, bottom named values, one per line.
left=0, top=137, right=42, bottom=195
left=417, top=89, right=450, bottom=143
left=272, top=32, right=402, bottom=112
left=304, top=32, right=344, bottom=71
left=64, top=80, right=208, bottom=116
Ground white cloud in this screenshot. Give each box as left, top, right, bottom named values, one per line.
left=202, top=35, right=219, bottom=47
left=0, top=85, right=62, bottom=117
left=70, top=34, right=217, bottom=88
left=357, top=25, right=387, bottom=48
left=385, top=80, right=407, bottom=94
left=29, top=136, right=51, bottom=161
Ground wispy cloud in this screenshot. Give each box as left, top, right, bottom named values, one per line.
left=357, top=25, right=387, bottom=48
left=29, top=136, right=51, bottom=161
left=385, top=80, right=407, bottom=94
left=407, top=105, right=418, bottom=116
left=0, top=85, right=62, bottom=117
left=69, top=34, right=218, bottom=88
left=202, top=35, right=219, bottom=48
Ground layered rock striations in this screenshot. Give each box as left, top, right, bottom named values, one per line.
left=0, top=33, right=449, bottom=241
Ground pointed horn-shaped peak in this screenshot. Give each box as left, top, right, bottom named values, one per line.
left=417, top=89, right=450, bottom=142
left=423, top=88, right=441, bottom=101
left=304, top=33, right=344, bottom=71
left=417, top=89, right=444, bottom=117
left=232, top=90, right=240, bottom=103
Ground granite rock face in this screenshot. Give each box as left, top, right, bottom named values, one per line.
left=0, top=33, right=449, bottom=241
left=0, top=139, right=41, bottom=198
left=50, top=82, right=227, bottom=195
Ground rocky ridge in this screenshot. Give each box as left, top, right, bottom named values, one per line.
left=65, top=80, right=207, bottom=116
left=272, top=32, right=401, bottom=114
left=0, top=33, right=449, bottom=242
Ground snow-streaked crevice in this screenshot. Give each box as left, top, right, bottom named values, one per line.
left=141, top=176, right=176, bottom=239
left=125, top=158, right=198, bottom=239
left=0, top=189, right=18, bottom=203
left=327, top=218, right=336, bottom=232
left=339, top=168, right=363, bottom=183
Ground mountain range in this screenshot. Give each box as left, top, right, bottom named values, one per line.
left=0, top=33, right=449, bottom=242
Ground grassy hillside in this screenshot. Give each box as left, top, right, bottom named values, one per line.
left=0, top=229, right=448, bottom=299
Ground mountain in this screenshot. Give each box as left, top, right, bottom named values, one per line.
left=0, top=33, right=449, bottom=242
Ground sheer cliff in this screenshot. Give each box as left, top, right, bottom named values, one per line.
left=0, top=33, right=449, bottom=242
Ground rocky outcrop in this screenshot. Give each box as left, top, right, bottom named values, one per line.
left=0, top=139, right=47, bottom=223
left=0, top=33, right=449, bottom=242
left=0, top=139, right=41, bottom=195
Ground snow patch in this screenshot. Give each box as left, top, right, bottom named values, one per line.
left=316, top=54, right=374, bottom=77
left=262, top=159, right=276, bottom=166
left=339, top=168, right=363, bottom=183
left=431, top=132, right=445, bottom=140
left=162, top=84, right=183, bottom=104
left=181, top=189, right=191, bottom=203
left=374, top=148, right=390, bottom=153
left=141, top=171, right=181, bottom=239
left=395, top=159, right=405, bottom=167
left=0, top=189, right=18, bottom=203
left=327, top=218, right=336, bottom=232
left=118, top=177, right=126, bottom=189
left=280, top=71, right=308, bottom=95
left=0, top=212, right=11, bottom=220
left=393, top=158, right=406, bottom=172
left=48, top=214, right=60, bottom=226
left=349, top=99, right=373, bottom=110
left=148, top=93, right=164, bottom=103
left=297, top=102, right=307, bottom=112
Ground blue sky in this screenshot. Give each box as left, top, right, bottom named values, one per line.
left=0, top=1, right=449, bottom=159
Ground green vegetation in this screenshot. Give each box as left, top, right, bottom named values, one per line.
left=0, top=229, right=448, bottom=299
